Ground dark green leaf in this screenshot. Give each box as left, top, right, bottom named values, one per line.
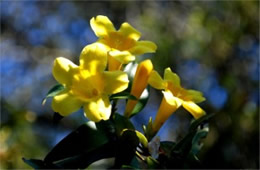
left=44, top=121, right=109, bottom=163
left=165, top=115, right=212, bottom=168
left=185, top=153, right=201, bottom=168
left=42, top=84, right=65, bottom=105
left=156, top=116, right=212, bottom=169
left=23, top=158, right=45, bottom=169
left=114, top=129, right=140, bottom=168
left=113, top=113, right=135, bottom=135
left=22, top=158, right=58, bottom=169
left=171, top=130, right=197, bottom=157
left=146, top=156, right=159, bottom=169
left=121, top=129, right=148, bottom=148
left=159, top=141, right=176, bottom=157
left=53, top=141, right=116, bottom=169
left=191, top=124, right=209, bottom=155
left=53, top=112, right=64, bottom=125
left=128, top=156, right=141, bottom=169
left=121, top=165, right=136, bottom=169
left=110, top=91, right=137, bottom=100
left=95, top=119, right=116, bottom=139
left=189, top=113, right=214, bottom=132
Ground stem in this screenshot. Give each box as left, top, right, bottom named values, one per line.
left=135, top=151, right=145, bottom=161
left=111, top=99, right=118, bottom=117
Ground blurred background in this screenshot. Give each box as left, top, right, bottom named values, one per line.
left=0, top=1, right=259, bottom=169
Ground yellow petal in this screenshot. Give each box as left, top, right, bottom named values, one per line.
left=90, top=15, right=115, bottom=37
left=164, top=68, right=180, bottom=87
left=148, top=70, right=166, bottom=89
left=186, top=89, right=206, bottom=103
left=80, top=43, right=108, bottom=75
left=103, top=71, right=129, bottom=94
left=52, top=57, right=78, bottom=86
left=129, top=41, right=157, bottom=55
left=118, top=22, right=141, bottom=41
left=162, top=90, right=183, bottom=108
left=84, top=95, right=111, bottom=122
left=108, top=54, right=122, bottom=71
left=182, top=101, right=206, bottom=119
left=108, top=50, right=135, bottom=64
left=152, top=91, right=181, bottom=132
left=125, top=60, right=153, bottom=117
left=52, top=89, right=83, bottom=116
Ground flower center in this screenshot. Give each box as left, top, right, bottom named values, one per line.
left=104, top=32, right=135, bottom=51
left=167, top=82, right=187, bottom=99
left=70, top=70, right=103, bottom=102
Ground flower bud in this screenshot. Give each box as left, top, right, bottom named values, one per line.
left=124, top=59, right=153, bottom=117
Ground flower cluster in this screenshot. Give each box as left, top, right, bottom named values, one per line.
left=25, top=15, right=209, bottom=169
left=50, top=15, right=206, bottom=134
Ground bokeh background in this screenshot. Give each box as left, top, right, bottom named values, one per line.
left=0, top=1, right=259, bottom=169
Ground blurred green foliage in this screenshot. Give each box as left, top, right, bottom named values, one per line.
left=1, top=1, right=259, bottom=169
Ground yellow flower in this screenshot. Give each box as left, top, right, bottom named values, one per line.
left=90, top=15, right=157, bottom=71
left=124, top=59, right=153, bottom=117
left=52, top=43, right=129, bottom=122
left=148, top=67, right=206, bottom=132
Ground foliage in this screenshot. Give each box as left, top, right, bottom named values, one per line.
left=23, top=54, right=213, bottom=168
left=23, top=109, right=213, bottom=169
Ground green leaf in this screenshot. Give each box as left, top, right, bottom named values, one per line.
left=143, top=117, right=154, bottom=141
left=113, top=113, right=135, bottom=135
left=53, top=112, right=64, bottom=125
left=171, top=129, right=197, bottom=156
left=159, top=141, right=176, bottom=157
left=121, top=129, right=148, bottom=148
left=42, top=84, right=65, bottom=105
left=121, top=165, right=136, bottom=169
left=189, top=113, right=214, bottom=132
left=191, top=125, right=209, bottom=155
left=130, top=86, right=150, bottom=117
left=156, top=115, right=213, bottom=169
left=135, top=130, right=148, bottom=148
left=22, top=158, right=58, bottom=169
left=185, top=153, right=201, bottom=168
left=163, top=114, right=213, bottom=168
left=170, top=114, right=213, bottom=156
left=23, top=158, right=45, bottom=169
left=146, top=156, right=159, bottom=169
left=44, top=121, right=109, bottom=164
left=114, top=129, right=140, bottom=168
left=95, top=119, right=116, bottom=139
left=110, top=91, right=137, bottom=100
left=53, top=141, right=116, bottom=169
left=128, top=156, right=141, bottom=169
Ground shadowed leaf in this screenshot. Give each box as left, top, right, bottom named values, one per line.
left=44, top=122, right=109, bottom=163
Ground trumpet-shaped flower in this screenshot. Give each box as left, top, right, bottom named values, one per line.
left=124, top=59, right=153, bottom=117
left=148, top=67, right=206, bottom=132
left=52, top=43, right=129, bottom=122
left=90, top=15, right=157, bottom=71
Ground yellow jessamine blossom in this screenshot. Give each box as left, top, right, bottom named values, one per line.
left=90, top=15, right=157, bottom=71
left=124, top=59, right=153, bottom=117
left=52, top=43, right=129, bottom=122
left=148, top=67, right=206, bottom=132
